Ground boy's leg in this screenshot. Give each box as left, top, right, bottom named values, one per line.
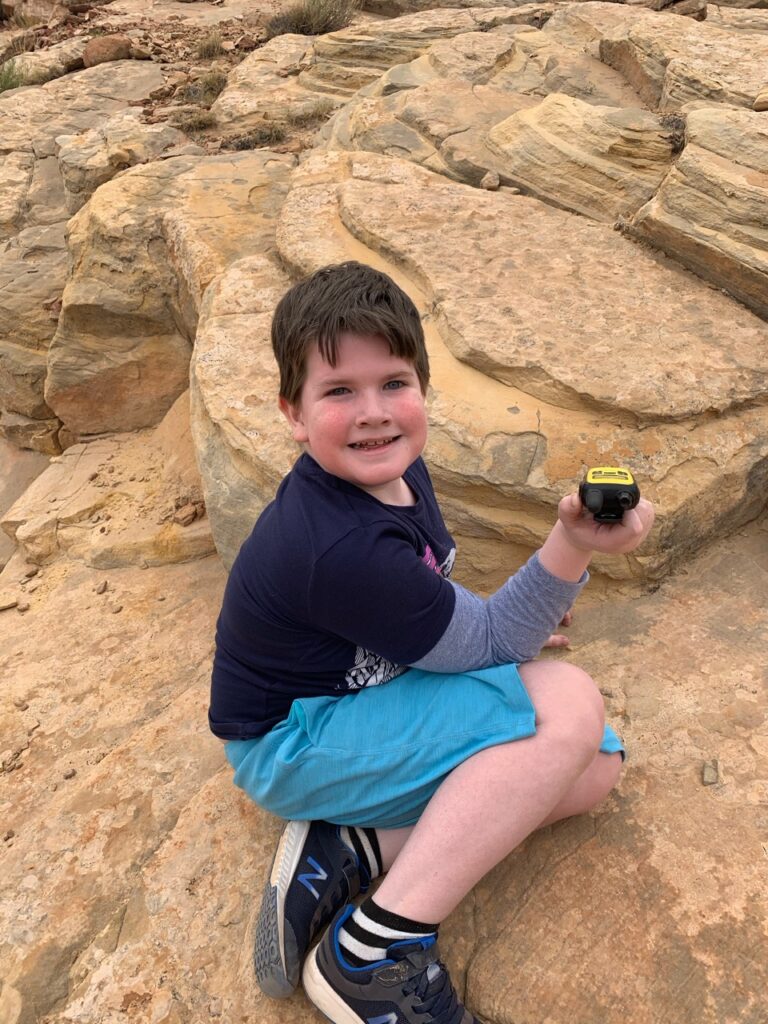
left=302, top=661, right=618, bottom=1024
left=371, top=659, right=607, bottom=922
left=375, top=747, right=621, bottom=870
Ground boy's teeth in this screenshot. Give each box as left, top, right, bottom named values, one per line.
left=354, top=438, right=391, bottom=448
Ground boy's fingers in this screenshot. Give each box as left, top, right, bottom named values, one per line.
left=543, top=633, right=570, bottom=648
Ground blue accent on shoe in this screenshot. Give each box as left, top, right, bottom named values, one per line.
left=332, top=906, right=438, bottom=973
left=297, top=855, right=328, bottom=899
left=368, top=1015, right=399, bottom=1024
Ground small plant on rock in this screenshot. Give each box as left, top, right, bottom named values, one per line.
left=286, top=98, right=336, bottom=128
left=0, top=59, right=26, bottom=93
left=176, top=110, right=217, bottom=133
left=265, top=0, right=359, bottom=39
left=224, top=122, right=288, bottom=149
left=195, top=30, right=224, bottom=59
left=179, top=69, right=228, bottom=106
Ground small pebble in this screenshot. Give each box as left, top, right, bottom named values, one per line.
left=111, top=604, right=123, bottom=614
left=157, top=595, right=166, bottom=602
left=13, top=699, right=28, bottom=710
left=24, top=567, right=39, bottom=579
left=702, top=759, right=721, bottom=786
left=88, top=471, right=98, bottom=481
left=16, top=601, right=30, bottom=614
left=3, top=830, right=14, bottom=842
left=95, top=580, right=108, bottom=595
left=63, top=768, right=76, bottom=780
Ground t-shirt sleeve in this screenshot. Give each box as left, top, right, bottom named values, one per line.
left=307, top=524, right=456, bottom=666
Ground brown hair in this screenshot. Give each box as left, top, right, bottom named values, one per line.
left=271, top=261, right=429, bottom=406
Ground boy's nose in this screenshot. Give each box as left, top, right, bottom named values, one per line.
left=355, top=392, right=390, bottom=425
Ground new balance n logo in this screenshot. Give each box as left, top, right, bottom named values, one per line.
left=297, top=856, right=328, bottom=899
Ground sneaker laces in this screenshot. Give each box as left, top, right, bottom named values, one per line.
left=403, top=960, right=466, bottom=1024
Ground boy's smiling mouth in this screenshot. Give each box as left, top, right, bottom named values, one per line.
left=349, top=436, right=400, bottom=450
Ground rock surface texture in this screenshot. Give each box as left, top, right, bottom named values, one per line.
left=1, top=0, right=768, bottom=1021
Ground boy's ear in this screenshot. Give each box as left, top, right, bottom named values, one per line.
left=278, top=396, right=309, bottom=443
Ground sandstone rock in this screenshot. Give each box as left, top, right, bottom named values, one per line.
left=628, top=106, right=768, bottom=319
left=0, top=223, right=69, bottom=418
left=45, top=150, right=295, bottom=438
left=0, top=152, right=34, bottom=242
left=272, top=151, right=768, bottom=581
left=56, top=110, right=189, bottom=213
left=486, top=93, right=677, bottom=222
left=0, top=410, right=61, bottom=455
left=0, top=438, right=48, bottom=568
left=754, top=87, right=768, bottom=111
left=82, top=32, right=133, bottom=67
left=190, top=255, right=295, bottom=568
left=0, top=549, right=228, bottom=1024
left=10, top=35, right=87, bottom=84
left=598, top=5, right=768, bottom=109
left=2, top=393, right=216, bottom=569
left=706, top=4, right=768, bottom=28
left=213, top=8, right=553, bottom=131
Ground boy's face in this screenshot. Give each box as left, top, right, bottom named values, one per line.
left=279, top=332, right=428, bottom=505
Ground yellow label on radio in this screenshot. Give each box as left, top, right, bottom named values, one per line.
left=585, top=467, right=635, bottom=485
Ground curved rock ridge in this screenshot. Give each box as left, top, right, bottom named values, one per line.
left=45, top=150, right=296, bottom=439
left=486, top=94, right=678, bottom=221
left=627, top=106, right=768, bottom=320
left=189, top=150, right=767, bottom=581
left=211, top=5, right=554, bottom=129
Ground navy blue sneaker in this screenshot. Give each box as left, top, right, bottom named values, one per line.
left=303, top=905, right=479, bottom=1024
left=254, top=820, right=363, bottom=998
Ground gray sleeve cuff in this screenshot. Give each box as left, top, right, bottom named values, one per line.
left=412, top=552, right=588, bottom=673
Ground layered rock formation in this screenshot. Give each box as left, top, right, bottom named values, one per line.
left=2, top=0, right=768, bottom=1021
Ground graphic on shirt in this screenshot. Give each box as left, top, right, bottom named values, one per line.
left=343, top=543, right=456, bottom=690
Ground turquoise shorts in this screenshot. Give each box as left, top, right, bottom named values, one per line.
left=225, top=664, right=625, bottom=830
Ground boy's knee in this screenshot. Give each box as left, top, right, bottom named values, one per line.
left=520, top=660, right=605, bottom=754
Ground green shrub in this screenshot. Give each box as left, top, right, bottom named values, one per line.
left=0, top=60, right=26, bottom=93
left=195, top=30, right=224, bottom=59
left=265, top=0, right=358, bottom=39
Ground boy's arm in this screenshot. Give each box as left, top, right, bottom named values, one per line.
left=412, top=493, right=655, bottom=672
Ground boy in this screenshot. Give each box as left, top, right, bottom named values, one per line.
left=210, top=262, right=654, bottom=1024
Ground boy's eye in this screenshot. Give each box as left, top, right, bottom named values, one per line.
left=326, top=386, right=350, bottom=397
left=384, top=380, right=405, bottom=390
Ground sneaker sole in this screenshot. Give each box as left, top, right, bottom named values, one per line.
left=254, top=819, right=311, bottom=999
left=302, top=943, right=367, bottom=1024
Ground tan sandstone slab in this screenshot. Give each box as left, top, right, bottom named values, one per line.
left=2, top=490, right=765, bottom=1022
left=0, top=224, right=69, bottom=421
left=190, top=255, right=295, bottom=568
left=45, top=150, right=295, bottom=438
left=55, top=110, right=195, bottom=214
left=271, top=152, right=768, bottom=581
left=320, top=22, right=648, bottom=187
left=212, top=7, right=553, bottom=130
left=0, top=551, right=227, bottom=1024
left=486, top=92, right=678, bottom=221
left=10, top=36, right=88, bottom=85
left=628, top=106, right=768, bottom=319
left=2, top=392, right=215, bottom=568
left=595, top=3, right=768, bottom=109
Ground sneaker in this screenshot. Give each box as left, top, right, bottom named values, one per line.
left=302, top=905, right=479, bottom=1024
left=254, top=820, right=363, bottom=998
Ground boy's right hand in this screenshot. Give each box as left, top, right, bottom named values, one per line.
left=557, top=492, right=655, bottom=556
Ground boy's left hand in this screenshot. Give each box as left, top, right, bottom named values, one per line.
left=558, top=492, right=655, bottom=556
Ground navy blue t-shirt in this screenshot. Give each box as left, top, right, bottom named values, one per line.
left=209, top=453, right=457, bottom=740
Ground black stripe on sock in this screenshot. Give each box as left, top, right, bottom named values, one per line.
left=363, top=827, right=382, bottom=876
left=361, top=896, right=439, bottom=935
